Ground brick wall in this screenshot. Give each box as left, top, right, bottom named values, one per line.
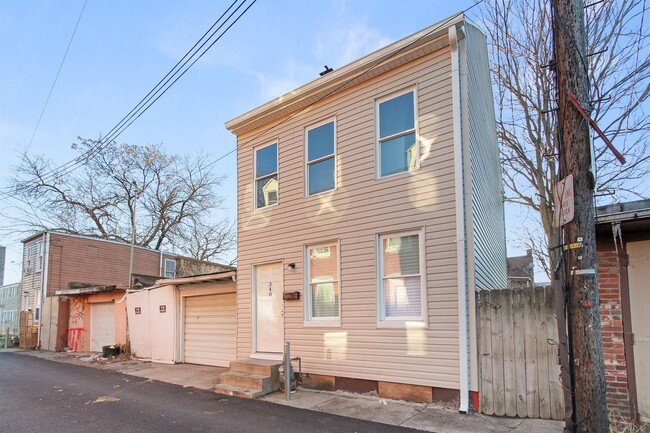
left=597, top=249, right=631, bottom=418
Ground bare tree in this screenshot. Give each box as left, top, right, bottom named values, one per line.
left=481, top=0, right=649, bottom=276
left=10, top=138, right=235, bottom=261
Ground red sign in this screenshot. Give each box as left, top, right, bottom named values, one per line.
left=159, top=305, right=166, bottom=313
left=135, top=307, right=141, bottom=315
left=554, top=174, right=574, bottom=227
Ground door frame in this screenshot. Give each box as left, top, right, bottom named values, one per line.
left=251, top=260, right=284, bottom=359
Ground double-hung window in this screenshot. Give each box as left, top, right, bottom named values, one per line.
left=306, top=120, right=336, bottom=195
left=305, top=242, right=340, bottom=325
left=164, top=259, right=176, bottom=278
left=378, top=230, right=426, bottom=324
left=255, top=143, right=278, bottom=209
left=377, top=89, right=418, bottom=177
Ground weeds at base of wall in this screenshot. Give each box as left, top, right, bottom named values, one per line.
left=609, top=410, right=649, bottom=433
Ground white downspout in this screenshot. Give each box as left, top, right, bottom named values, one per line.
left=449, top=24, right=470, bottom=414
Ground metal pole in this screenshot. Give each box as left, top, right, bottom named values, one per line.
left=4, top=326, right=8, bottom=349
left=284, top=341, right=291, bottom=401
left=129, top=181, right=138, bottom=290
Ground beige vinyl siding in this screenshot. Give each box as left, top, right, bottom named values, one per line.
left=458, top=22, right=508, bottom=393
left=236, top=46, right=462, bottom=389
left=462, top=24, right=508, bottom=292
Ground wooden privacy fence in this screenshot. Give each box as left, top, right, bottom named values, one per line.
left=478, top=286, right=564, bottom=420
left=19, top=310, right=38, bottom=349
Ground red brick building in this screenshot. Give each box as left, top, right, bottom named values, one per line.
left=596, top=200, right=650, bottom=423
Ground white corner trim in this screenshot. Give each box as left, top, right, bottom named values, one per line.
left=449, top=24, right=470, bottom=414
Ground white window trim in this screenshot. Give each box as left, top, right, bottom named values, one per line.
left=36, top=242, right=44, bottom=272
left=253, top=141, right=279, bottom=210
left=376, top=229, right=427, bottom=328
left=375, top=86, right=420, bottom=179
left=164, top=259, right=176, bottom=278
left=304, top=240, right=341, bottom=327
left=304, top=117, right=337, bottom=197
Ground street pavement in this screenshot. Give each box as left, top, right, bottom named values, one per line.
left=1, top=350, right=563, bottom=433
left=0, top=351, right=420, bottom=433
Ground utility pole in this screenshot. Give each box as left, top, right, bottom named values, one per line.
left=551, top=0, right=609, bottom=431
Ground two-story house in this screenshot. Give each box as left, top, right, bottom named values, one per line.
left=20, top=231, right=232, bottom=352
left=223, top=13, right=507, bottom=411
left=1, top=282, right=20, bottom=335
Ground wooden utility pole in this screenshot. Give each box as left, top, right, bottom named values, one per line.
left=551, top=0, right=609, bottom=431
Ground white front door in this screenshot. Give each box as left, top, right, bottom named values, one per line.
left=628, top=240, right=650, bottom=422
left=254, top=262, right=284, bottom=354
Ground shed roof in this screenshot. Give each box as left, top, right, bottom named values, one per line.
left=150, top=270, right=236, bottom=289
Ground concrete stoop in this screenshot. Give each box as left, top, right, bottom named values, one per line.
left=215, top=359, right=282, bottom=399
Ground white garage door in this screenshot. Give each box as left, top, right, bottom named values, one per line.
left=90, top=302, right=115, bottom=352
left=184, top=293, right=236, bottom=367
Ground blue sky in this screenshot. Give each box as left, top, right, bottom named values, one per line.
left=0, top=0, right=515, bottom=284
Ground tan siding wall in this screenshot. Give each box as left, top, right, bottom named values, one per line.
left=21, top=237, right=45, bottom=319
left=46, top=234, right=163, bottom=295
left=236, top=47, right=461, bottom=389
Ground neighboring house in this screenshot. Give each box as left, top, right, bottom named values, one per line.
left=19, top=231, right=231, bottom=351
left=506, top=250, right=534, bottom=289
left=0, top=282, right=20, bottom=334
left=595, top=199, right=650, bottom=423
left=127, top=271, right=237, bottom=366
left=0, top=245, right=6, bottom=285
left=224, top=13, right=506, bottom=411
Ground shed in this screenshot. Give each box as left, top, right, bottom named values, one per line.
left=127, top=271, right=237, bottom=367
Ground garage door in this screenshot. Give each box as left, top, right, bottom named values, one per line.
left=183, top=293, right=236, bottom=367
left=90, top=302, right=115, bottom=352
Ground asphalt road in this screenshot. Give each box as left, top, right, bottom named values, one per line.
left=0, top=352, right=420, bottom=433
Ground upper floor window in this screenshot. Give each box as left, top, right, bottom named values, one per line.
left=306, top=120, right=336, bottom=195
left=255, top=143, right=278, bottom=208
left=305, top=242, right=340, bottom=325
left=377, top=230, right=426, bottom=325
left=376, top=89, right=418, bottom=177
left=24, top=241, right=43, bottom=274
left=164, top=259, right=176, bottom=278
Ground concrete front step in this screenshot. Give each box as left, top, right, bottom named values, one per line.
left=214, top=359, right=283, bottom=399
left=214, top=383, right=268, bottom=399
left=220, top=371, right=276, bottom=392
left=229, top=359, right=282, bottom=377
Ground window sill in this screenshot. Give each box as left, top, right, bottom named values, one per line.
left=376, top=319, right=428, bottom=329
left=303, top=319, right=341, bottom=328
left=305, top=188, right=337, bottom=199
left=376, top=167, right=420, bottom=181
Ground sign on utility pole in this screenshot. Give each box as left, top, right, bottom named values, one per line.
left=551, top=0, right=609, bottom=431
left=554, top=174, right=575, bottom=227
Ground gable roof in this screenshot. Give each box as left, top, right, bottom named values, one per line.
left=225, top=12, right=465, bottom=136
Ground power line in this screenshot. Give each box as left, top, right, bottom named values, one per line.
left=26, top=0, right=88, bottom=153
left=1, top=0, right=256, bottom=200
left=200, top=0, right=486, bottom=173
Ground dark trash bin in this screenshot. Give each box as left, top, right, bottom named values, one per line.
left=102, top=345, right=121, bottom=357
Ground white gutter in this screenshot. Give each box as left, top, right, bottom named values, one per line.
left=449, top=24, right=470, bottom=414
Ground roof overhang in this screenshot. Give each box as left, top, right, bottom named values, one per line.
left=55, top=285, right=123, bottom=296
left=595, top=199, right=650, bottom=225
left=225, top=12, right=465, bottom=136
left=150, top=271, right=237, bottom=289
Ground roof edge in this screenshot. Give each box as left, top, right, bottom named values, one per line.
left=151, top=270, right=237, bottom=288
left=225, top=12, right=465, bottom=135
